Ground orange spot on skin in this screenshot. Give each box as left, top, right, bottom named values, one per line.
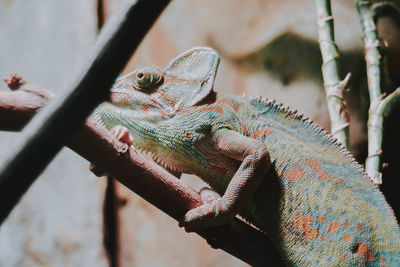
left=164, top=77, right=193, bottom=83
left=220, top=139, right=227, bottom=149
left=228, top=132, right=236, bottom=139
left=342, top=234, right=352, bottom=242
left=306, top=158, right=345, bottom=184
left=197, top=106, right=224, bottom=114
left=159, top=110, right=166, bottom=118
left=380, top=256, right=386, bottom=262
left=292, top=214, right=319, bottom=239
left=148, top=101, right=157, bottom=108
left=355, top=224, right=363, bottom=232
left=216, top=98, right=239, bottom=111
left=343, top=222, right=350, bottom=227
left=327, top=221, right=341, bottom=233
left=354, top=243, right=375, bottom=262
left=176, top=108, right=189, bottom=114
left=250, top=128, right=275, bottom=139
left=318, top=216, right=326, bottom=224
left=160, top=92, right=176, bottom=106
left=341, top=255, right=348, bottom=261
left=241, top=124, right=248, bottom=136
left=320, top=234, right=325, bottom=241
left=184, top=131, right=192, bottom=139
left=283, top=167, right=304, bottom=181
left=142, top=106, right=149, bottom=117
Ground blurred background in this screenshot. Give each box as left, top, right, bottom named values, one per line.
left=0, top=0, right=399, bottom=266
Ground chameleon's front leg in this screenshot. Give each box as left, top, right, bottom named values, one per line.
left=91, top=125, right=182, bottom=177
left=181, top=129, right=271, bottom=232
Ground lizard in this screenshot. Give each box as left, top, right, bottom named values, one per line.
left=94, top=47, right=400, bottom=266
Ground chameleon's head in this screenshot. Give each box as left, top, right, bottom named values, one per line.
left=108, top=47, right=220, bottom=117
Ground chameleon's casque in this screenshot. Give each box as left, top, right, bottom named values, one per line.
left=95, top=47, right=400, bottom=266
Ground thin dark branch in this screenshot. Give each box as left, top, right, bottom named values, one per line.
left=0, top=0, right=171, bottom=224
left=0, top=78, right=285, bottom=266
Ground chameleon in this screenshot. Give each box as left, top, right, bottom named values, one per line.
left=94, top=47, right=400, bottom=266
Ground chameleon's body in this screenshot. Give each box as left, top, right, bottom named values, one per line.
left=95, top=47, right=400, bottom=265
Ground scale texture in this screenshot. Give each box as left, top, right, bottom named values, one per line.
left=95, top=47, right=400, bottom=266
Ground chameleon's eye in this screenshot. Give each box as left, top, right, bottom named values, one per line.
left=132, top=66, right=164, bottom=91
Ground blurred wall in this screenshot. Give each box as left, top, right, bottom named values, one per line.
left=0, top=0, right=399, bottom=266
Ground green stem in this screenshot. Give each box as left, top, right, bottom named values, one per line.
left=315, top=0, right=351, bottom=150
left=356, top=0, right=384, bottom=184
left=366, top=88, right=400, bottom=184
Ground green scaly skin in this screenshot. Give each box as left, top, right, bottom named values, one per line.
left=94, top=47, right=400, bottom=266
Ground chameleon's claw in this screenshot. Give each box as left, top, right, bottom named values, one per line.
left=199, top=187, right=221, bottom=204
left=179, top=188, right=227, bottom=232
left=180, top=198, right=235, bottom=233
left=111, top=125, right=134, bottom=146
left=89, top=125, right=134, bottom=177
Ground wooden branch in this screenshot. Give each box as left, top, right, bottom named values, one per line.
left=355, top=0, right=400, bottom=185
left=0, top=0, right=171, bottom=224
left=0, top=76, right=285, bottom=266
left=315, top=0, right=351, bottom=149
left=0, top=73, right=54, bottom=131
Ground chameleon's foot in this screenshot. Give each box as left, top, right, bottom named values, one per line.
left=89, top=125, right=134, bottom=177
left=179, top=188, right=235, bottom=232
left=111, top=125, right=134, bottom=146
left=201, top=188, right=224, bottom=249
left=199, top=187, right=221, bottom=204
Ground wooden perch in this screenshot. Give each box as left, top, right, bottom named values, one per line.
left=0, top=75, right=285, bottom=266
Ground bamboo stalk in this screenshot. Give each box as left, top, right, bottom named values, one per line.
left=355, top=0, right=400, bottom=184
left=315, top=0, right=351, bottom=149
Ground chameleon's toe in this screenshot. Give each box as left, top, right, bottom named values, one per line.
left=111, top=125, right=134, bottom=146
left=180, top=199, right=235, bottom=232
left=180, top=204, right=213, bottom=232
left=199, top=187, right=221, bottom=204
left=89, top=125, right=133, bottom=177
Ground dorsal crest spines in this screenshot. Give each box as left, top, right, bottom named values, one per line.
left=248, top=95, right=370, bottom=178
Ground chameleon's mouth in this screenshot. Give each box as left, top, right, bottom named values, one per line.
left=92, top=103, right=185, bottom=173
